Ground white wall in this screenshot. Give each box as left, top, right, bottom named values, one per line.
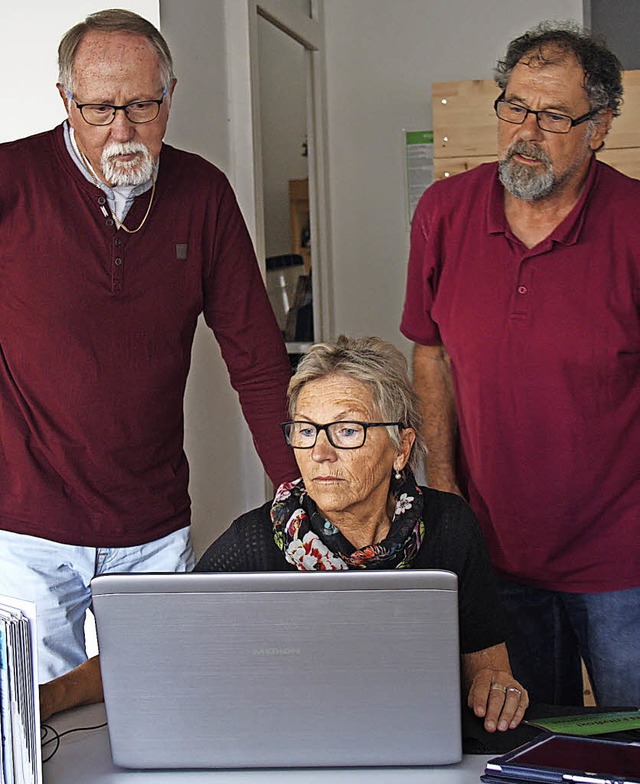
left=0, top=1, right=158, bottom=143
left=160, top=0, right=268, bottom=556
left=322, top=0, right=584, bottom=352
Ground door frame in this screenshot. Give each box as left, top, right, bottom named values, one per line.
left=224, top=0, right=333, bottom=342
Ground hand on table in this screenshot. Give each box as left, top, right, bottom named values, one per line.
left=468, top=669, right=529, bottom=732
left=38, top=656, right=104, bottom=721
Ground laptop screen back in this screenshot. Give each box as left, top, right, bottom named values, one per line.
left=92, top=570, right=461, bottom=769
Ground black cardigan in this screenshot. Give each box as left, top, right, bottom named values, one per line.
left=196, top=487, right=507, bottom=654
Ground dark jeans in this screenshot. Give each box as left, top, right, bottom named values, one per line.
left=498, top=580, right=640, bottom=707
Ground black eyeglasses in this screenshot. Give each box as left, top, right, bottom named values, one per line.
left=494, top=93, right=598, bottom=134
left=68, top=88, right=167, bottom=126
left=280, top=421, right=404, bottom=450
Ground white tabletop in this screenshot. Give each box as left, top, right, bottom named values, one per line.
left=41, top=703, right=492, bottom=783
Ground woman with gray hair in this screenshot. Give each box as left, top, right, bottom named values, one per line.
left=40, top=336, right=527, bottom=732
left=197, top=335, right=528, bottom=731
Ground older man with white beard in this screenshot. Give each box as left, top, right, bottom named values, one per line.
left=401, top=22, right=640, bottom=707
left=0, top=9, right=297, bottom=681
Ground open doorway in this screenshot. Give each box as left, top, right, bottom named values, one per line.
left=257, top=16, right=314, bottom=352
left=245, top=0, right=332, bottom=366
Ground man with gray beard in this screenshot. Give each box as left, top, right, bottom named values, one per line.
left=0, top=9, right=298, bottom=681
left=401, top=23, right=640, bottom=707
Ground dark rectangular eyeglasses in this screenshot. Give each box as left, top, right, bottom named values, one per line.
left=68, top=87, right=167, bottom=126
left=280, top=420, right=403, bottom=450
left=494, top=92, right=598, bottom=134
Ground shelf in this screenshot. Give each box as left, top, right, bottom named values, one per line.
left=289, top=178, right=311, bottom=271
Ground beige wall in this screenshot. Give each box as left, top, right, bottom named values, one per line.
left=322, top=0, right=584, bottom=352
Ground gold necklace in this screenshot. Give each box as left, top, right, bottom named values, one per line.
left=112, top=176, right=156, bottom=234
left=78, top=149, right=156, bottom=234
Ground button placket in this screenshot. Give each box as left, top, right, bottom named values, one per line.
left=111, top=236, right=124, bottom=292
left=512, top=258, right=532, bottom=319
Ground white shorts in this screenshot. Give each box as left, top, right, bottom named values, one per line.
left=0, top=527, right=195, bottom=682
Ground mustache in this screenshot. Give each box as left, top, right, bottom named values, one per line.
left=506, top=141, right=552, bottom=165
left=102, top=141, right=150, bottom=161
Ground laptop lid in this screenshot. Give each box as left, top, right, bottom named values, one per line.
left=92, top=569, right=461, bottom=769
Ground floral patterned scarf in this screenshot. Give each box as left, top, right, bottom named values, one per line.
left=271, top=468, right=425, bottom=570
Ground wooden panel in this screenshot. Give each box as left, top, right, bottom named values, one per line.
left=433, top=155, right=496, bottom=180
left=597, top=147, right=640, bottom=179
left=432, top=79, right=498, bottom=159
left=434, top=150, right=640, bottom=180
left=606, top=70, right=640, bottom=150
left=433, top=70, right=640, bottom=181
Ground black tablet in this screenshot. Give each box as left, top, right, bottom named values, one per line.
left=483, top=733, right=640, bottom=784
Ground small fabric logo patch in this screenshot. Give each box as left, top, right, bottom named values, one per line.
left=176, top=243, right=188, bottom=260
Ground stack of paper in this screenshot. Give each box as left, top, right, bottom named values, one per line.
left=0, top=596, right=42, bottom=784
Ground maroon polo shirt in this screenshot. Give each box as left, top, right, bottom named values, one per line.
left=401, top=158, right=640, bottom=592
left=0, top=125, right=298, bottom=547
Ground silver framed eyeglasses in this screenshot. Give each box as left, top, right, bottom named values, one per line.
left=494, top=92, right=598, bottom=134
left=281, top=420, right=403, bottom=450
left=68, top=87, right=167, bottom=126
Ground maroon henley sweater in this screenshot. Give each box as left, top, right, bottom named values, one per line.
left=0, top=124, right=298, bottom=547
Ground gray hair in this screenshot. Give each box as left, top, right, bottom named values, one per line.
left=58, top=8, right=175, bottom=93
left=288, top=335, right=425, bottom=469
left=494, top=21, right=623, bottom=118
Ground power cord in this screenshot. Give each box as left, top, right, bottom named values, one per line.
left=41, top=720, right=108, bottom=763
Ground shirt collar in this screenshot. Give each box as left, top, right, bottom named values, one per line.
left=487, top=155, right=599, bottom=248
left=63, top=121, right=156, bottom=200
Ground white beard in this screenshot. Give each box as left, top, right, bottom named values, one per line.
left=101, top=141, right=155, bottom=187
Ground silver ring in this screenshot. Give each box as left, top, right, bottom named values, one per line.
left=507, top=687, right=522, bottom=696
left=490, top=683, right=507, bottom=694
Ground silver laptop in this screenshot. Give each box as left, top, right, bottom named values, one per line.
left=91, top=570, right=461, bottom=769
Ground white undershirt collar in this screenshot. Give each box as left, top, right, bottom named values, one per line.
left=63, top=121, right=157, bottom=222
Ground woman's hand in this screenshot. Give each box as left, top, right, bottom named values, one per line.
left=461, top=643, right=529, bottom=732
left=467, top=668, right=528, bottom=732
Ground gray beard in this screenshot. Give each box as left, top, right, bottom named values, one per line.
left=498, top=141, right=556, bottom=201
left=101, top=142, right=154, bottom=187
